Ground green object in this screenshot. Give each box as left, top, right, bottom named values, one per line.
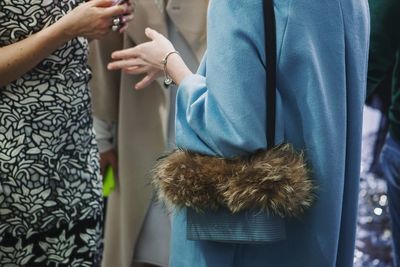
left=367, top=0, right=400, bottom=144
left=103, top=166, right=116, bottom=197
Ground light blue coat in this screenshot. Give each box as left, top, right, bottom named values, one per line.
left=171, top=0, right=370, bottom=266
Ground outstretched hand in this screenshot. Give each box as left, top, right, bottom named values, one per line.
left=108, top=28, right=176, bottom=90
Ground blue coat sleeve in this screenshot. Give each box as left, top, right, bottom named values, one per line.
left=175, top=0, right=268, bottom=157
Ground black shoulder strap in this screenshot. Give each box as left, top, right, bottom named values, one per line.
left=264, top=0, right=277, bottom=149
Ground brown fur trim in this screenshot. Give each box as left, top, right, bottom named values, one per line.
left=152, top=144, right=314, bottom=217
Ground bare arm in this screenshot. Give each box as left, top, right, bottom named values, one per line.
left=164, top=53, right=193, bottom=86
left=0, top=0, right=133, bottom=87
left=0, top=21, right=71, bottom=87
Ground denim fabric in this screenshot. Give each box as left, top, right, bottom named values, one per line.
left=380, top=134, right=400, bottom=267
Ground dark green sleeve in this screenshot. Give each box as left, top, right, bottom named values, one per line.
left=367, top=0, right=400, bottom=96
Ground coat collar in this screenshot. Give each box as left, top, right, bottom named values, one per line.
left=166, top=0, right=208, bottom=61
left=127, top=0, right=207, bottom=61
left=125, top=0, right=168, bottom=44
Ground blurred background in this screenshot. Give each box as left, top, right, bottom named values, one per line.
left=355, top=106, right=394, bottom=267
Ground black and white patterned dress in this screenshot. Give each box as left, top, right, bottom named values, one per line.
left=0, top=1, right=103, bottom=266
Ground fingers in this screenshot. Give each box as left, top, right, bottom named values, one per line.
left=127, top=0, right=135, bottom=11
left=103, top=2, right=133, bottom=17
left=111, top=46, right=141, bottom=60
left=91, top=0, right=114, bottom=7
left=145, top=27, right=161, bottom=41
left=122, top=66, right=150, bottom=75
left=122, top=14, right=134, bottom=24
left=118, top=14, right=134, bottom=33
left=118, top=24, right=129, bottom=33
left=134, top=71, right=160, bottom=90
left=135, top=75, right=154, bottom=90
left=108, top=57, right=146, bottom=70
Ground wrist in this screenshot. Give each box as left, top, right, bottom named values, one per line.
left=55, top=16, right=77, bottom=42
left=166, top=53, right=192, bottom=86
left=34, top=21, right=72, bottom=52
left=162, top=51, right=180, bottom=87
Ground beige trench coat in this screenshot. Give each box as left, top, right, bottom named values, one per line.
left=88, top=1, right=207, bottom=267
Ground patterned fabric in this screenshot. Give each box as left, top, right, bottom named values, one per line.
left=0, top=1, right=103, bottom=266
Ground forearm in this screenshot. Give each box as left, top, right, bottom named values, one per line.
left=0, top=19, right=72, bottom=87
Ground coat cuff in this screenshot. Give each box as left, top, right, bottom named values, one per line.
left=152, top=144, right=315, bottom=218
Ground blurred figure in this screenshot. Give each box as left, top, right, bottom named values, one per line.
left=88, top=1, right=207, bottom=267
left=0, top=0, right=132, bottom=266
left=367, top=0, right=400, bottom=265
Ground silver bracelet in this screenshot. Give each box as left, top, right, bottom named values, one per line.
left=162, top=51, right=180, bottom=88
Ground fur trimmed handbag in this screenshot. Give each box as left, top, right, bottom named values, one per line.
left=152, top=0, right=314, bottom=243
left=153, top=144, right=313, bottom=218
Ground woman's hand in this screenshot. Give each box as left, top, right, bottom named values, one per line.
left=111, top=28, right=175, bottom=70
left=114, top=0, right=135, bottom=33
left=60, top=0, right=134, bottom=40
left=108, top=28, right=192, bottom=89
left=0, top=0, right=134, bottom=86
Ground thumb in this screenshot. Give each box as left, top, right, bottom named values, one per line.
left=145, top=28, right=160, bottom=41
